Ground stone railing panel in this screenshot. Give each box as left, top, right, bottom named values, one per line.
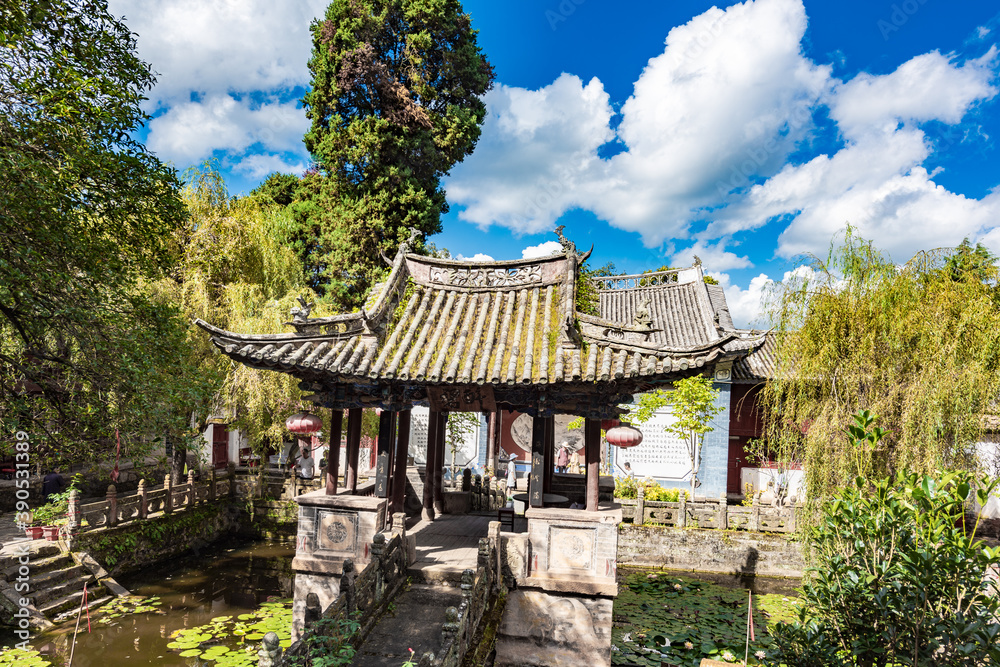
left=616, top=496, right=798, bottom=533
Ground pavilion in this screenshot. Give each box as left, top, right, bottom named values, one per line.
left=195, top=229, right=765, bottom=514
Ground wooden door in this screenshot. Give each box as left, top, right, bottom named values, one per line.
left=212, top=425, right=229, bottom=469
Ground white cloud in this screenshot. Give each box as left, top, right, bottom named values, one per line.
left=235, top=153, right=308, bottom=180
left=447, top=0, right=830, bottom=244
left=671, top=240, right=752, bottom=272
left=521, top=241, right=564, bottom=259
left=111, top=0, right=325, bottom=174
left=717, top=266, right=820, bottom=328
left=445, top=74, right=614, bottom=234
left=447, top=0, right=1000, bottom=266
left=110, top=0, right=327, bottom=107
left=147, top=96, right=310, bottom=168
left=829, top=49, right=997, bottom=139
left=455, top=253, right=495, bottom=262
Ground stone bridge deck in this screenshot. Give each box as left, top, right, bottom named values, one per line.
left=406, top=513, right=496, bottom=584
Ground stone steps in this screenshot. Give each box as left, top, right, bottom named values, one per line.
left=351, top=583, right=464, bottom=667
left=0, top=542, right=126, bottom=629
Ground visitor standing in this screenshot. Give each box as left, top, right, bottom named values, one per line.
left=556, top=445, right=569, bottom=473
left=506, top=453, right=518, bottom=493
left=296, top=451, right=315, bottom=480
left=42, top=469, right=65, bottom=500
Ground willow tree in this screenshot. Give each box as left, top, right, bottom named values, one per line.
left=291, top=0, right=495, bottom=309
left=152, top=167, right=334, bottom=463
left=758, top=232, right=1000, bottom=501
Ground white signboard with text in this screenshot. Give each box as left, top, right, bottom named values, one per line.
left=620, top=407, right=694, bottom=481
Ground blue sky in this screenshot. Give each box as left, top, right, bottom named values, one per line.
left=112, top=0, right=1000, bottom=327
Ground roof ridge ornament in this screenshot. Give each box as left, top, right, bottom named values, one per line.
left=400, top=226, right=423, bottom=254
left=290, top=296, right=314, bottom=323
left=554, top=225, right=593, bottom=262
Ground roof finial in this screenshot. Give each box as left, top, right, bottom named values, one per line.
left=400, top=226, right=423, bottom=254
left=554, top=225, right=576, bottom=257
left=693, top=254, right=702, bottom=267
left=290, top=296, right=314, bottom=323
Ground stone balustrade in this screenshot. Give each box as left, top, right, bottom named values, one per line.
left=617, top=487, right=798, bottom=533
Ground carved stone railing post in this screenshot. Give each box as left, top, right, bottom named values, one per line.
left=478, top=537, right=489, bottom=571
left=227, top=461, right=236, bottom=498
left=138, top=480, right=148, bottom=520
left=341, top=559, right=357, bottom=615
left=209, top=467, right=217, bottom=501
left=371, top=533, right=386, bottom=602
left=66, top=489, right=80, bottom=549
left=106, top=485, right=118, bottom=527
left=391, top=512, right=406, bottom=539
left=718, top=492, right=728, bottom=529
left=635, top=485, right=645, bottom=525
left=164, top=474, right=173, bottom=514
left=749, top=493, right=760, bottom=532
left=256, top=631, right=283, bottom=667
left=441, top=606, right=460, bottom=648
left=461, top=568, right=474, bottom=604
left=187, top=470, right=196, bottom=508
left=677, top=491, right=686, bottom=528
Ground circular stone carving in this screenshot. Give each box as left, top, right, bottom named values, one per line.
left=326, top=521, right=348, bottom=545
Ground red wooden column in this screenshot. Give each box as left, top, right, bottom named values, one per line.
left=326, top=409, right=343, bottom=495
left=345, top=408, right=362, bottom=493
left=423, top=409, right=440, bottom=520
left=433, top=411, right=447, bottom=515
left=585, top=417, right=601, bottom=511
left=391, top=410, right=411, bottom=515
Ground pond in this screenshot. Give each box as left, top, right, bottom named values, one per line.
left=1, top=538, right=295, bottom=666
left=612, top=569, right=802, bottom=667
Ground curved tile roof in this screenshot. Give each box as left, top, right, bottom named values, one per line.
left=195, top=236, right=768, bottom=411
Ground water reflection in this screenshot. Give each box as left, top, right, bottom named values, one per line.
left=10, top=539, right=294, bottom=666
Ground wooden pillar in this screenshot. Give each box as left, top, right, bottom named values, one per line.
left=485, top=411, right=496, bottom=473
left=423, top=409, right=440, bottom=521
left=346, top=408, right=362, bottom=493
left=375, top=410, right=395, bottom=498
left=391, top=410, right=411, bottom=515
left=542, top=416, right=554, bottom=494
left=385, top=412, right=397, bottom=498
left=327, top=409, right=343, bottom=495
left=493, top=409, right=503, bottom=472
left=529, top=415, right=546, bottom=508
left=585, top=417, right=601, bottom=511
left=433, top=411, right=446, bottom=514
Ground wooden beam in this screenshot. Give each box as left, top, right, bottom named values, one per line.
left=326, top=409, right=343, bottom=495
left=585, top=418, right=601, bottom=511
left=375, top=410, right=395, bottom=498
left=391, top=410, right=411, bottom=515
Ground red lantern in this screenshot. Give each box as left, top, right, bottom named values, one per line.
left=601, top=418, right=620, bottom=431
left=606, top=424, right=643, bottom=448
left=286, top=412, right=322, bottom=434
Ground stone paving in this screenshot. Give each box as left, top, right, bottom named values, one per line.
left=406, top=513, right=493, bottom=582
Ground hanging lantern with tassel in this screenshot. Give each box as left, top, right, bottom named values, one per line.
left=286, top=412, right=322, bottom=434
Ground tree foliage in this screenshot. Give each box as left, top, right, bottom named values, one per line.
left=291, top=0, right=494, bottom=309
left=757, top=230, right=1000, bottom=502
left=626, top=376, right=722, bottom=495
left=0, top=0, right=199, bottom=465
left=769, top=421, right=1000, bottom=666
left=152, top=166, right=329, bottom=454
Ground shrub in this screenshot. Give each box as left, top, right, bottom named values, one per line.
left=767, top=469, right=1000, bottom=666
left=615, top=476, right=687, bottom=502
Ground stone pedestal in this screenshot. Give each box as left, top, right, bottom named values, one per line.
left=495, top=505, right=622, bottom=667
left=291, top=490, right=387, bottom=640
